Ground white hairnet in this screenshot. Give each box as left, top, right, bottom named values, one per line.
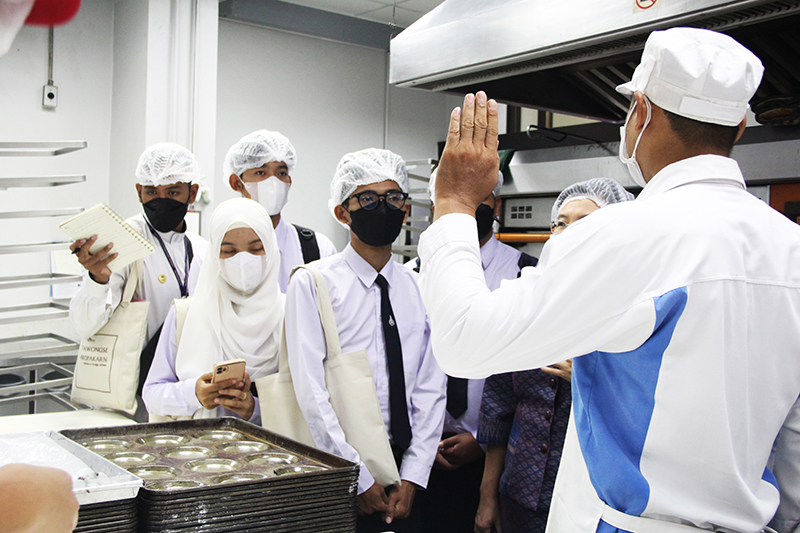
left=223, top=130, right=297, bottom=178
left=328, top=148, right=407, bottom=222
left=428, top=167, right=503, bottom=205
left=551, top=178, right=634, bottom=225
left=135, top=143, right=201, bottom=187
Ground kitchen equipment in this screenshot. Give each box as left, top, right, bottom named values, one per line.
left=61, top=417, right=359, bottom=533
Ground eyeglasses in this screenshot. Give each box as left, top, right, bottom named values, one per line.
left=343, top=189, right=408, bottom=211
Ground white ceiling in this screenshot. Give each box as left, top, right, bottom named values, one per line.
left=277, top=0, right=446, bottom=28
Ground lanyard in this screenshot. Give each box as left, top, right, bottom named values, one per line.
left=146, top=221, right=190, bottom=297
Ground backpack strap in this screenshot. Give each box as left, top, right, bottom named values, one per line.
left=517, top=252, right=538, bottom=278
left=293, top=224, right=321, bottom=263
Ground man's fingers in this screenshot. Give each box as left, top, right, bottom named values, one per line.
left=486, top=98, right=500, bottom=150
left=445, top=106, right=462, bottom=150
left=461, top=93, right=476, bottom=143
left=473, top=91, right=488, bottom=146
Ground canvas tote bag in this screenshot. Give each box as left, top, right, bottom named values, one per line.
left=148, top=297, right=194, bottom=423
left=71, top=261, right=149, bottom=414
left=257, top=264, right=401, bottom=487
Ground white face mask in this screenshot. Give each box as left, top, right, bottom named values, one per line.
left=219, top=252, right=267, bottom=293
left=241, top=176, right=290, bottom=216
left=619, top=97, right=652, bottom=189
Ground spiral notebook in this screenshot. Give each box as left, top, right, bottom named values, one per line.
left=59, top=203, right=155, bottom=273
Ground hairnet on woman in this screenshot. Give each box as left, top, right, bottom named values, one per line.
left=550, top=177, right=634, bottom=233
left=143, top=198, right=283, bottom=422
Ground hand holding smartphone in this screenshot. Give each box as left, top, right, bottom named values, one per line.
left=211, top=359, right=247, bottom=384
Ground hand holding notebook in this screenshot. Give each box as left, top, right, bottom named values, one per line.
left=60, top=203, right=154, bottom=276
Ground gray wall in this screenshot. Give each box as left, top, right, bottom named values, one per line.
left=215, top=19, right=459, bottom=250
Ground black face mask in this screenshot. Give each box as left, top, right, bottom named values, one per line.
left=348, top=201, right=406, bottom=247
left=475, top=203, right=495, bottom=241
left=143, top=198, right=188, bottom=233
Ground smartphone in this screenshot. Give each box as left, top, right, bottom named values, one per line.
left=212, top=359, right=247, bottom=384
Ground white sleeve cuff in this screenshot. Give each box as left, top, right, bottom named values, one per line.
left=357, top=462, right=376, bottom=494
left=83, top=272, right=112, bottom=298
left=418, top=213, right=477, bottom=264
left=399, top=457, right=432, bottom=490
left=179, top=378, right=203, bottom=410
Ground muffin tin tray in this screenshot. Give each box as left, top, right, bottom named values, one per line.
left=61, top=417, right=358, bottom=532
left=62, top=418, right=355, bottom=492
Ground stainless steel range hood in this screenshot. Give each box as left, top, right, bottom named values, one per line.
left=390, top=0, right=800, bottom=122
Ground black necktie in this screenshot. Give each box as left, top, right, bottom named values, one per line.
left=446, top=376, right=468, bottom=419
left=375, top=274, right=412, bottom=452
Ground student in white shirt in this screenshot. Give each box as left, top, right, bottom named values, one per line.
left=224, top=130, right=337, bottom=291
left=69, top=143, right=209, bottom=418
left=143, top=198, right=283, bottom=422
left=284, top=148, right=446, bottom=533
left=414, top=167, right=537, bottom=533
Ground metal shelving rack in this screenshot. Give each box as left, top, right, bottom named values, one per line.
left=0, top=141, right=87, bottom=413
left=393, top=159, right=436, bottom=263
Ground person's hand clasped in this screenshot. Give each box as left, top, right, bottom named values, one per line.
left=438, top=432, right=484, bottom=468
left=69, top=235, right=117, bottom=285
left=433, top=91, right=501, bottom=222
left=383, top=480, right=416, bottom=524
left=541, top=359, right=573, bottom=382
left=195, top=371, right=255, bottom=420
left=357, top=481, right=389, bottom=516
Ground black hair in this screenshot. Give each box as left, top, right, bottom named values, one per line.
left=663, top=110, right=740, bottom=156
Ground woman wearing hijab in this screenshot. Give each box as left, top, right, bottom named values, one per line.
left=474, top=178, right=634, bottom=533
left=143, top=198, right=283, bottom=423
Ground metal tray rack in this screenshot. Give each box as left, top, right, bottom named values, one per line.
left=61, top=417, right=359, bottom=533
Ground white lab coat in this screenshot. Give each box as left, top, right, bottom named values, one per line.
left=418, top=155, right=800, bottom=533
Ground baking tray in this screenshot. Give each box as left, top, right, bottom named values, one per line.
left=61, top=418, right=357, bottom=493
left=61, top=418, right=358, bottom=532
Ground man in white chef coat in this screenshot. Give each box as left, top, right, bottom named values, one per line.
left=417, top=27, right=800, bottom=533
left=69, top=143, right=208, bottom=418
left=224, top=130, right=337, bottom=292
left=285, top=148, right=446, bottom=533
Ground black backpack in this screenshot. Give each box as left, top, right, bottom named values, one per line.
left=293, top=224, right=320, bottom=263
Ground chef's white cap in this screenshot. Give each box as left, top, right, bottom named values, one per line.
left=428, top=167, right=503, bottom=205
left=328, top=148, right=407, bottom=223
left=136, top=143, right=201, bottom=187
left=616, top=27, right=764, bottom=127
left=223, top=130, right=297, bottom=179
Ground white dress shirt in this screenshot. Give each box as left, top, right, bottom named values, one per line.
left=285, top=244, right=446, bottom=494
left=69, top=213, right=208, bottom=342
left=418, top=155, right=800, bottom=533
left=419, top=235, right=526, bottom=438
left=274, top=216, right=337, bottom=292
left=142, top=305, right=261, bottom=423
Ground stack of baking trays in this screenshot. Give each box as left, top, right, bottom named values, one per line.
left=0, top=431, right=142, bottom=533
left=61, top=417, right=360, bottom=533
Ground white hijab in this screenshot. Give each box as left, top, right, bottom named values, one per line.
left=175, top=198, right=284, bottom=388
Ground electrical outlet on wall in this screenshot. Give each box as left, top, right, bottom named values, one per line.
left=42, top=84, right=58, bottom=109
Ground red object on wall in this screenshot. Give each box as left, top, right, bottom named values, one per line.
left=25, top=0, right=81, bottom=26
